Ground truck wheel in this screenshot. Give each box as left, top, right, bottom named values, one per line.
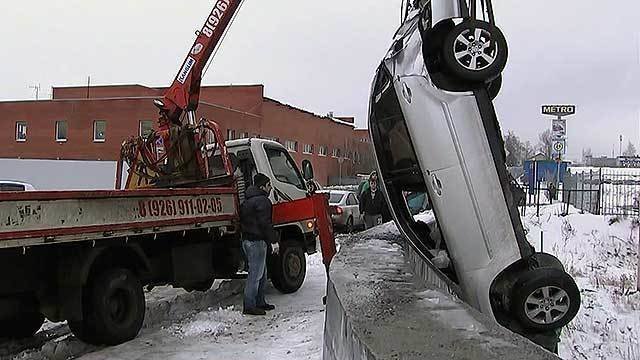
left=441, top=20, right=507, bottom=83
left=84, top=268, right=145, bottom=345
left=0, top=295, right=44, bottom=338
left=270, top=245, right=306, bottom=294
left=184, top=279, right=215, bottom=292
left=0, top=311, right=44, bottom=338
left=511, top=268, right=580, bottom=332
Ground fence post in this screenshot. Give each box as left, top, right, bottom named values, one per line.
left=540, top=230, right=544, bottom=252
left=597, top=169, right=603, bottom=215
left=536, top=181, right=541, bottom=217
left=637, top=225, right=640, bottom=291
left=581, top=172, right=585, bottom=211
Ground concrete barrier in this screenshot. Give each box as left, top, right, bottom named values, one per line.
left=323, top=227, right=558, bottom=360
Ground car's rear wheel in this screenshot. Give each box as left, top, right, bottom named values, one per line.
left=510, top=268, right=580, bottom=332
left=346, top=216, right=354, bottom=233
left=441, top=20, right=507, bottom=83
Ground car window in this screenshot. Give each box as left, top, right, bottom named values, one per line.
left=265, top=147, right=305, bottom=190
left=0, top=183, right=25, bottom=191
left=329, top=193, right=344, bottom=204
left=371, top=69, right=420, bottom=172
left=346, top=194, right=358, bottom=205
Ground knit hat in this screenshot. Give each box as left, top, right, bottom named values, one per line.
left=253, top=173, right=271, bottom=188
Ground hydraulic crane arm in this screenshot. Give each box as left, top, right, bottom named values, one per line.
left=158, top=0, right=243, bottom=125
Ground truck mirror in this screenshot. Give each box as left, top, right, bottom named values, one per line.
left=301, top=160, right=314, bottom=180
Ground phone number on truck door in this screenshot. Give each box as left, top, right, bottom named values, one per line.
left=137, top=197, right=224, bottom=218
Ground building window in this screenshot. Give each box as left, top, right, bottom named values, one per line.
left=239, top=132, right=249, bottom=139
left=303, top=144, right=314, bottom=154
left=285, top=140, right=298, bottom=152
left=139, top=120, right=154, bottom=137
left=319, top=145, right=328, bottom=157
left=93, top=120, right=106, bottom=142
left=15, top=121, right=27, bottom=142
left=332, top=148, right=341, bottom=158
left=226, top=129, right=236, bottom=140
left=55, top=121, right=67, bottom=142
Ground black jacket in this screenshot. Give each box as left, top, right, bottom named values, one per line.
left=359, top=188, right=386, bottom=216
left=240, top=186, right=277, bottom=244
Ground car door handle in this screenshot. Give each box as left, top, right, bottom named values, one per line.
left=401, top=81, right=412, bottom=104
left=431, top=173, right=443, bottom=196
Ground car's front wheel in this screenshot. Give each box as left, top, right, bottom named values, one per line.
left=441, top=20, right=508, bottom=83
left=510, top=268, right=580, bottom=332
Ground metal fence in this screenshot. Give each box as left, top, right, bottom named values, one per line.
left=561, top=168, right=640, bottom=216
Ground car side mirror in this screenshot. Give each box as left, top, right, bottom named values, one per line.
left=301, top=159, right=314, bottom=181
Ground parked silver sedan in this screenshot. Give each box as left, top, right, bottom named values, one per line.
left=320, top=190, right=364, bottom=233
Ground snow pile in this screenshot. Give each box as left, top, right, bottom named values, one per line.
left=522, top=204, right=640, bottom=360
left=169, top=306, right=243, bottom=339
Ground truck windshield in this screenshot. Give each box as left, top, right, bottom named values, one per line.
left=265, top=147, right=306, bottom=190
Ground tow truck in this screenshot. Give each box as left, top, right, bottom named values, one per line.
left=0, top=0, right=335, bottom=345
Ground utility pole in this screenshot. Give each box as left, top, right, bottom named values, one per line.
left=620, top=135, right=623, bottom=157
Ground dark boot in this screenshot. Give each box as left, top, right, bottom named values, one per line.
left=243, top=307, right=266, bottom=315
left=258, top=303, right=275, bottom=311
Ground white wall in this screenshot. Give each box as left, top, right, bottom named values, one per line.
left=0, top=159, right=124, bottom=190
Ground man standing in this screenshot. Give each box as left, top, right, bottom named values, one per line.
left=359, top=175, right=386, bottom=229
left=239, top=173, right=279, bottom=315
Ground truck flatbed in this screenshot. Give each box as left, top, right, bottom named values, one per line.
left=0, top=187, right=238, bottom=249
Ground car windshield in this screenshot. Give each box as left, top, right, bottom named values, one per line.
left=329, top=193, right=344, bottom=204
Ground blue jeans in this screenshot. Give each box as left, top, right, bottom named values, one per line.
left=242, top=240, right=268, bottom=309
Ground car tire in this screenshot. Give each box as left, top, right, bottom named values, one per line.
left=441, top=20, right=508, bottom=83
left=80, top=268, right=146, bottom=345
left=346, top=216, right=354, bottom=233
left=487, top=74, right=502, bottom=100
left=270, top=244, right=306, bottom=294
left=529, top=253, right=565, bottom=271
left=510, top=268, right=580, bottom=332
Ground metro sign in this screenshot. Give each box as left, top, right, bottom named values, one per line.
left=542, top=105, right=576, bottom=117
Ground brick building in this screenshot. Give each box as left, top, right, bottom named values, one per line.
left=0, top=84, right=372, bottom=185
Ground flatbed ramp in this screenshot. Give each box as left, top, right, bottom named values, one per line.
left=0, top=188, right=238, bottom=249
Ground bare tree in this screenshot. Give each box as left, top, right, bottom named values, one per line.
left=523, top=141, right=536, bottom=161
left=623, top=141, right=637, bottom=157
left=504, top=131, right=523, bottom=166
left=537, top=129, right=553, bottom=160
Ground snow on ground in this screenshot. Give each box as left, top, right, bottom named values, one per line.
left=522, top=203, right=640, bottom=360
left=78, top=249, right=330, bottom=360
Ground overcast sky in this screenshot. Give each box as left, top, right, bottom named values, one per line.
left=1, top=0, right=638, bottom=161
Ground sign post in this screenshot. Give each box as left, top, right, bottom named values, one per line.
left=542, top=104, right=576, bottom=202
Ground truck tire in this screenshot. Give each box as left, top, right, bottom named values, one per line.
left=0, top=295, right=44, bottom=338
left=79, top=268, right=145, bottom=345
left=270, top=245, right=306, bottom=294
left=0, top=311, right=44, bottom=339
